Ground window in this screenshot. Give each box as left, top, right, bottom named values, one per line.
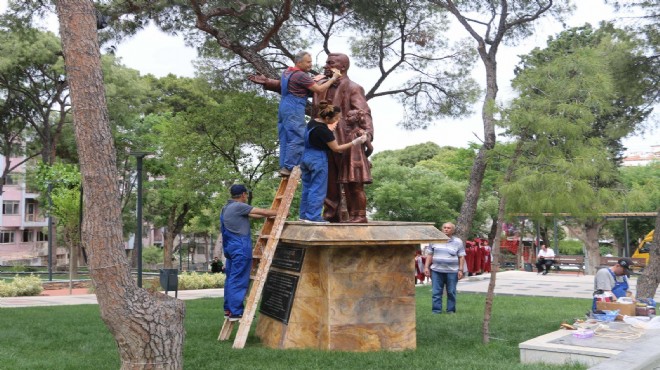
left=37, top=230, right=48, bottom=241
left=0, top=231, right=15, bottom=244
left=2, top=201, right=20, bottom=215
left=22, top=230, right=34, bottom=242
left=25, top=201, right=37, bottom=220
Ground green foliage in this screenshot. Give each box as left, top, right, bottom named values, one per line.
left=369, top=155, right=464, bottom=228
left=142, top=246, right=164, bottom=265
left=500, top=24, right=652, bottom=220
left=369, top=144, right=500, bottom=235
left=177, top=272, right=225, bottom=290
left=558, top=240, right=584, bottom=255
left=33, top=162, right=82, bottom=249
left=0, top=274, right=43, bottom=297
left=604, top=163, right=660, bottom=247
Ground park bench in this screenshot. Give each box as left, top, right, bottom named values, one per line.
left=551, top=255, right=585, bottom=276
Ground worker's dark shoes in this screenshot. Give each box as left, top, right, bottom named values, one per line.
left=224, top=310, right=231, bottom=319
left=542, top=271, right=548, bottom=275
left=228, top=314, right=243, bottom=322
left=279, top=168, right=291, bottom=177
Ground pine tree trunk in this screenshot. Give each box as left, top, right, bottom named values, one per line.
left=456, top=56, right=497, bottom=241
left=567, top=220, right=604, bottom=275
left=56, top=1, right=185, bottom=369
left=636, top=210, right=660, bottom=298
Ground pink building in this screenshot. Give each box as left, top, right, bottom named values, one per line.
left=0, top=155, right=53, bottom=266
left=621, top=145, right=660, bottom=167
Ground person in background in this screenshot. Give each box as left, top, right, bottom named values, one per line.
left=424, top=222, right=466, bottom=314
left=210, top=256, right=224, bottom=274
left=220, top=184, right=278, bottom=321
left=298, top=101, right=367, bottom=223
left=415, top=250, right=426, bottom=284
left=593, top=257, right=634, bottom=311
left=482, top=239, right=492, bottom=273
left=535, top=244, right=555, bottom=275
left=248, top=51, right=341, bottom=177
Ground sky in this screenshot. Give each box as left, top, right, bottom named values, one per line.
left=1, top=1, right=657, bottom=155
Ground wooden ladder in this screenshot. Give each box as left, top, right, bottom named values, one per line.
left=218, top=167, right=301, bottom=348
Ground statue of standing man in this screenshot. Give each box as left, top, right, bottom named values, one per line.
left=249, top=52, right=373, bottom=223
left=312, top=53, right=373, bottom=223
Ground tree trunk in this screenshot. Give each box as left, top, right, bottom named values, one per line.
left=483, top=142, right=522, bottom=344
left=636, top=210, right=660, bottom=299
left=456, top=56, right=497, bottom=241
left=567, top=220, right=605, bottom=275
left=56, top=2, right=185, bottom=369
left=163, top=230, right=175, bottom=269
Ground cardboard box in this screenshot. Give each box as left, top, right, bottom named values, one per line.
left=596, top=301, right=636, bottom=316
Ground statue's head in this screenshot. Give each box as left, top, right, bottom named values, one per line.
left=324, top=53, right=350, bottom=77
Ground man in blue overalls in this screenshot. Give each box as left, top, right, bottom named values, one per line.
left=592, top=257, right=634, bottom=311
left=220, top=184, right=277, bottom=321
left=248, top=51, right=341, bottom=177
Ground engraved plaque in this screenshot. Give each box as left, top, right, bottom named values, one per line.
left=259, top=271, right=299, bottom=324
left=272, top=245, right=306, bottom=272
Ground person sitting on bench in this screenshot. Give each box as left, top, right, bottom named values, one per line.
left=535, top=244, right=555, bottom=275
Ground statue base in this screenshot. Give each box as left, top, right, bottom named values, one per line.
left=255, top=221, right=446, bottom=352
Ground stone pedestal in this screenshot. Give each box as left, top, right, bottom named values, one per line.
left=255, top=221, right=446, bottom=352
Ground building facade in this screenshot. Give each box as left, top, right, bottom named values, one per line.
left=0, top=155, right=54, bottom=266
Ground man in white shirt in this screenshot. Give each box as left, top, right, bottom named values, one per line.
left=535, top=244, right=555, bottom=275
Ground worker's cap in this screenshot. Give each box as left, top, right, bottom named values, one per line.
left=230, top=184, right=248, bottom=196
left=618, top=258, right=634, bottom=274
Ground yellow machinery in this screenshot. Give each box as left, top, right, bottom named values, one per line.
left=632, top=230, right=655, bottom=266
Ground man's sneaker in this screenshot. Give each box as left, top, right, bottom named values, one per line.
left=279, top=168, right=291, bottom=177
left=228, top=314, right=243, bottom=322
left=224, top=310, right=231, bottom=319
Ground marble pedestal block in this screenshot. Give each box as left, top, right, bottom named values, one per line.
left=255, top=221, right=446, bottom=352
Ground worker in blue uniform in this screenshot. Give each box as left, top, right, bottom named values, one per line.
left=248, top=51, right=341, bottom=177
left=592, top=257, right=634, bottom=311
left=220, top=184, right=278, bottom=321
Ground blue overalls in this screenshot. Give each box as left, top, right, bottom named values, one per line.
left=299, top=125, right=328, bottom=222
left=220, top=207, right=252, bottom=316
left=277, top=70, right=308, bottom=171
left=592, top=268, right=629, bottom=311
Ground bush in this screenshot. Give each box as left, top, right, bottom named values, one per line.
left=143, top=246, right=164, bottom=265
left=558, top=239, right=584, bottom=255
left=0, top=281, right=18, bottom=297
left=0, top=274, right=43, bottom=297
left=178, top=272, right=225, bottom=290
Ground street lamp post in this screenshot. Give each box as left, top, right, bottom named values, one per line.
left=47, top=183, right=53, bottom=281
left=130, top=152, right=148, bottom=288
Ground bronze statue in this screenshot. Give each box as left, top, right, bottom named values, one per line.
left=248, top=52, right=373, bottom=223
left=312, top=53, right=373, bottom=223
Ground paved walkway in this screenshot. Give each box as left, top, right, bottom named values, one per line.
left=2, top=271, right=659, bottom=308
left=0, top=288, right=224, bottom=308
left=457, top=270, right=660, bottom=300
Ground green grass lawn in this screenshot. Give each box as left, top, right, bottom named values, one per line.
left=0, top=287, right=589, bottom=369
